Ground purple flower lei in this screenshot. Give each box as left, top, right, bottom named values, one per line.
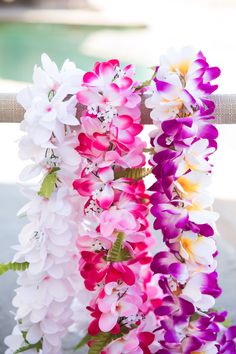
left=146, top=47, right=236, bottom=353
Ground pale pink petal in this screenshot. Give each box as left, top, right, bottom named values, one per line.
left=103, top=83, right=124, bottom=106
left=98, top=166, right=114, bottom=183
left=125, top=93, right=141, bottom=108
left=99, top=62, right=115, bottom=83
left=119, top=76, right=133, bottom=90
left=125, top=232, right=145, bottom=242
left=76, top=89, right=99, bottom=105
left=104, top=282, right=118, bottom=295
left=113, top=115, right=133, bottom=130
left=98, top=294, right=117, bottom=313
left=118, top=129, right=135, bottom=144
left=119, top=301, right=138, bottom=317
left=99, top=312, right=118, bottom=332
left=80, top=116, right=101, bottom=135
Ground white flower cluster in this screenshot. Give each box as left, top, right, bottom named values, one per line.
left=5, top=55, right=87, bottom=353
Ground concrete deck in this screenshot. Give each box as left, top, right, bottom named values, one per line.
left=0, top=8, right=146, bottom=27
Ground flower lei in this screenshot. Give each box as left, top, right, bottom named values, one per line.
left=4, top=55, right=86, bottom=353
left=2, top=49, right=236, bottom=354
left=72, top=60, right=161, bottom=353
left=146, top=47, right=236, bottom=353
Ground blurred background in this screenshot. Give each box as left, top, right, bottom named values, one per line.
left=1, top=0, right=236, bottom=351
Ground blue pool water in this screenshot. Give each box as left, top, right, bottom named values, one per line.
left=0, top=22, right=148, bottom=82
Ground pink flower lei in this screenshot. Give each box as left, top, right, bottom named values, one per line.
left=73, top=59, right=162, bottom=352
left=2, top=49, right=236, bottom=354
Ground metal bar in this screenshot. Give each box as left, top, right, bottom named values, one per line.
left=1, top=93, right=236, bottom=124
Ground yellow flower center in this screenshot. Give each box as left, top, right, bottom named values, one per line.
left=177, top=176, right=199, bottom=195
left=186, top=201, right=201, bottom=212
left=171, top=59, right=192, bottom=76
left=180, top=236, right=193, bottom=255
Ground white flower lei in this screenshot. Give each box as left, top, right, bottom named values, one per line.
left=4, top=54, right=88, bottom=354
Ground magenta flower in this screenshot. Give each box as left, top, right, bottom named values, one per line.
left=77, top=60, right=140, bottom=109
left=73, top=166, right=133, bottom=210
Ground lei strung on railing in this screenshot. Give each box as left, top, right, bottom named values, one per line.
left=3, top=55, right=87, bottom=354
left=72, top=59, right=161, bottom=353
left=1, top=49, right=236, bottom=354
left=146, top=48, right=236, bottom=353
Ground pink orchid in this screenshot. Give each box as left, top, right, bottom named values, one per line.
left=76, top=132, right=109, bottom=160
left=109, top=114, right=143, bottom=148
left=97, top=282, right=141, bottom=332
left=100, top=145, right=145, bottom=169
left=114, top=181, right=150, bottom=220
left=105, top=263, right=136, bottom=286
left=103, top=327, right=141, bottom=354
left=76, top=231, right=112, bottom=252
left=77, top=60, right=140, bottom=109
left=79, top=250, right=108, bottom=291
left=73, top=166, right=133, bottom=210
left=99, top=208, right=139, bottom=238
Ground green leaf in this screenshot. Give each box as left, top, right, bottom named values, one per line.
left=13, top=339, right=42, bottom=353
left=135, top=68, right=157, bottom=91
left=150, top=66, right=157, bottom=71
left=88, top=326, right=137, bottom=354
left=74, top=326, right=137, bottom=352
left=38, top=169, right=59, bottom=199
left=88, top=332, right=113, bottom=354
left=48, top=89, right=56, bottom=102
left=0, top=262, right=29, bottom=276
left=143, top=147, right=155, bottom=155
left=119, top=248, right=132, bottom=262
left=107, top=232, right=123, bottom=262
left=107, top=232, right=132, bottom=263
left=222, top=317, right=232, bottom=328
left=114, top=167, right=152, bottom=181
left=135, top=80, right=151, bottom=91
left=74, top=333, right=92, bottom=350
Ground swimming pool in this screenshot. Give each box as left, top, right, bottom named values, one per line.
left=0, top=22, right=148, bottom=82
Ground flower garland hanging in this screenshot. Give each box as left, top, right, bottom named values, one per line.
left=4, top=54, right=88, bottom=354
left=146, top=47, right=236, bottom=353
left=72, top=59, right=162, bottom=353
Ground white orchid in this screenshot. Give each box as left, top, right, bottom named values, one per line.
left=176, top=139, right=215, bottom=176
left=176, top=170, right=211, bottom=198
left=159, top=46, right=195, bottom=78
left=18, top=53, right=83, bottom=146
left=186, top=191, right=219, bottom=226
left=182, top=273, right=216, bottom=311
left=179, top=231, right=217, bottom=273
left=20, top=132, right=82, bottom=184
